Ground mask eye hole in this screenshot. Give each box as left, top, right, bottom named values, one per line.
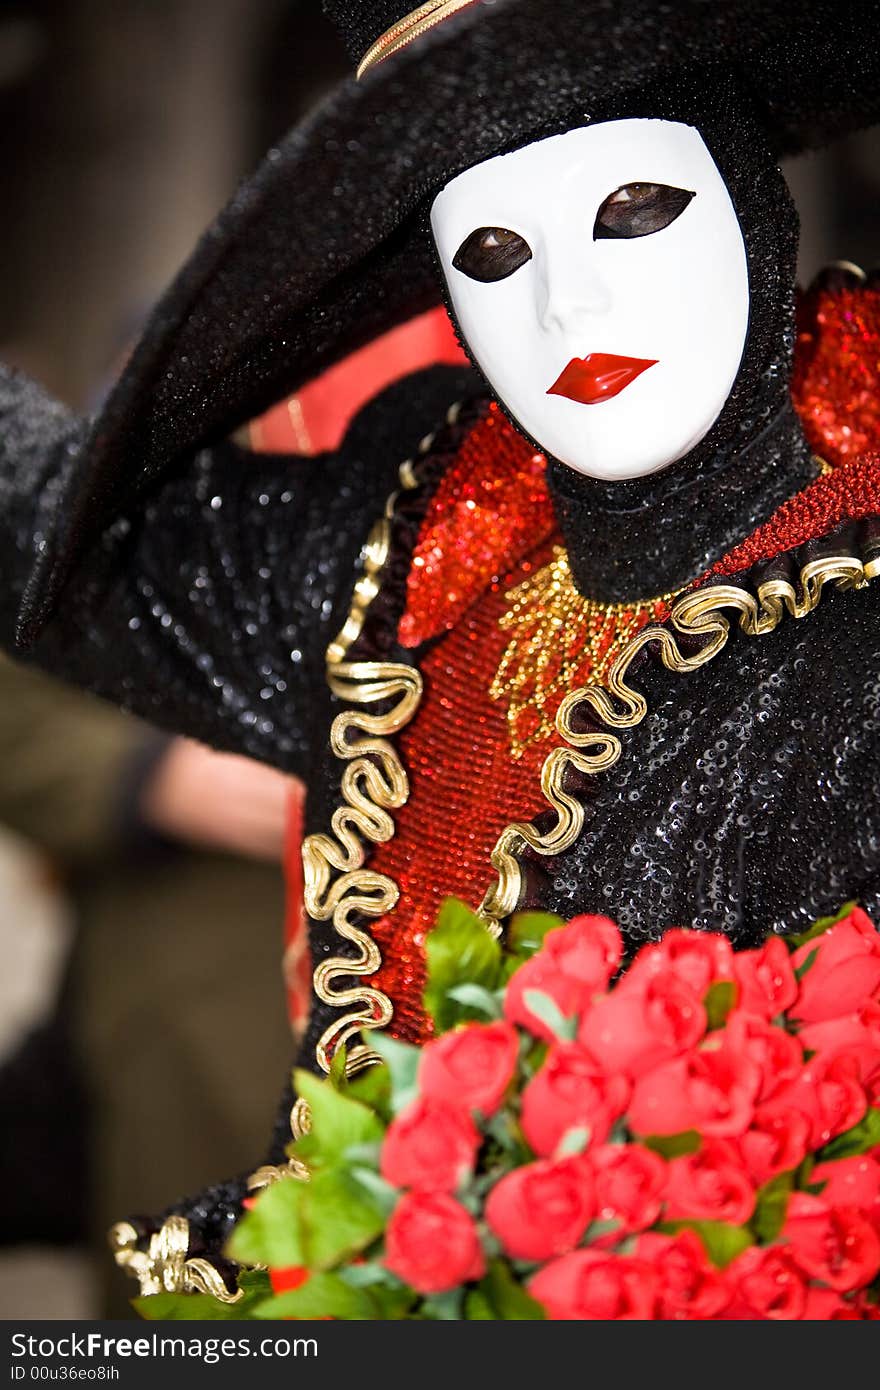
left=593, top=183, right=695, bottom=240
left=452, top=226, right=533, bottom=282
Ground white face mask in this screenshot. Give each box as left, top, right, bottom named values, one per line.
left=431, top=119, right=750, bottom=481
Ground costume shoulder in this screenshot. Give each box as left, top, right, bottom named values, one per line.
left=0, top=359, right=478, bottom=777
left=792, top=271, right=880, bottom=464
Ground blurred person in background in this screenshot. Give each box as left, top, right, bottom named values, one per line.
left=0, top=656, right=295, bottom=1317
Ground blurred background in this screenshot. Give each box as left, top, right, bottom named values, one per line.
left=0, top=0, right=877, bottom=1321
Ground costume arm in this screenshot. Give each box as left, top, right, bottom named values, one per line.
left=0, top=364, right=350, bottom=776
left=0, top=362, right=476, bottom=777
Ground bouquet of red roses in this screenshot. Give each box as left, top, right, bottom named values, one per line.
left=145, top=900, right=880, bottom=1320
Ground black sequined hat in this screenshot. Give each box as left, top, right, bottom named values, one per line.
left=19, top=0, right=880, bottom=635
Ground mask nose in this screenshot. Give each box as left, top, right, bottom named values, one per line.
left=536, top=244, right=613, bottom=333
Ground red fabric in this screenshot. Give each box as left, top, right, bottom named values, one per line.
left=247, top=307, right=466, bottom=455
left=710, top=454, right=880, bottom=579
left=399, top=402, right=554, bottom=647
left=791, top=282, right=880, bottom=466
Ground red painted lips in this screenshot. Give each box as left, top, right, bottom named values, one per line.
left=547, top=353, right=657, bottom=405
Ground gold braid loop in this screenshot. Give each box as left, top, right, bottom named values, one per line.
left=301, top=411, right=464, bottom=1074
left=479, top=550, right=874, bottom=929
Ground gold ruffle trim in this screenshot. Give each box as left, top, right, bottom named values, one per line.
left=109, top=1217, right=243, bottom=1303
left=490, top=546, right=679, bottom=758
left=478, top=547, right=876, bottom=927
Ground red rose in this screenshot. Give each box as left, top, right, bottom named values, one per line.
left=738, top=1105, right=812, bottom=1185
left=418, top=1020, right=518, bottom=1117
left=722, top=1247, right=806, bottom=1320
left=791, top=908, right=880, bottom=1025
left=853, top=1295, right=880, bottom=1319
left=731, top=936, right=798, bottom=1019
left=664, top=1140, right=756, bottom=1225
left=504, top=954, right=585, bottom=1042
left=529, top=1250, right=658, bottom=1321
left=485, top=1156, right=594, bottom=1261
left=811, top=1154, right=880, bottom=1232
left=802, top=1288, right=857, bottom=1319
left=543, top=914, right=622, bottom=989
left=635, top=1231, right=731, bottom=1320
left=520, top=1041, right=629, bottom=1157
left=591, top=1143, right=667, bottom=1234
left=725, top=1012, right=803, bottom=1102
left=623, top=928, right=734, bottom=1000
left=783, top=1192, right=880, bottom=1292
left=771, top=1051, right=867, bottom=1147
left=799, top=1000, right=880, bottom=1084
left=385, top=1192, right=485, bottom=1293
left=578, top=974, right=706, bottom=1080
left=504, top=916, right=621, bottom=1039
left=628, top=1036, right=761, bottom=1138
left=380, top=1096, right=480, bottom=1192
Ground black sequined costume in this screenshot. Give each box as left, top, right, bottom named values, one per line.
left=0, top=0, right=878, bottom=1297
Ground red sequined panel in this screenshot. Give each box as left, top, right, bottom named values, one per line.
left=399, top=402, right=555, bottom=647
left=709, top=455, right=880, bottom=579
left=368, top=537, right=559, bottom=1044
left=792, top=284, right=880, bottom=464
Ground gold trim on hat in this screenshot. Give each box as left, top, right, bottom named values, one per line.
left=356, top=0, right=479, bottom=80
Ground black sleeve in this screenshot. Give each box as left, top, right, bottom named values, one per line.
left=0, top=362, right=478, bottom=777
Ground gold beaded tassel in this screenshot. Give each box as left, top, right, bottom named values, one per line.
left=490, top=546, right=679, bottom=759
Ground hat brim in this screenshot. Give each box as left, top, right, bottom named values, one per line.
left=27, top=0, right=880, bottom=632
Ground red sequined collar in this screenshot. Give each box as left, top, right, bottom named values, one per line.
left=401, top=280, right=880, bottom=640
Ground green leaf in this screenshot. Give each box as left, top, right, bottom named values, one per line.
left=446, top=983, right=503, bottom=1018
left=794, top=946, right=820, bottom=983
left=297, top=1168, right=387, bottom=1270
left=522, top=989, right=577, bottom=1042
left=786, top=902, right=857, bottom=951
left=482, top=1109, right=531, bottom=1164
left=350, top=1166, right=399, bottom=1217
left=346, top=1060, right=393, bottom=1121
left=557, top=1125, right=591, bottom=1156
left=478, top=1260, right=545, bottom=1320
left=133, top=1270, right=271, bottom=1322
left=333, top=1264, right=418, bottom=1319
left=704, top=980, right=737, bottom=1030
left=520, top=1037, right=549, bottom=1079
left=329, top=1045, right=348, bottom=1090
left=817, top=1105, right=880, bottom=1161
left=464, top=1289, right=495, bottom=1319
left=226, top=1175, right=308, bottom=1268
left=364, top=1032, right=420, bottom=1114
left=226, top=1167, right=385, bottom=1272
left=507, top=911, right=563, bottom=960
left=253, top=1272, right=378, bottom=1320
left=751, top=1171, right=795, bottom=1243
left=584, top=1218, right=622, bottom=1243
left=658, top=1220, right=753, bottom=1269
left=643, top=1131, right=701, bottom=1159
left=343, top=1142, right=383, bottom=1167
left=424, top=897, right=502, bottom=1031
left=292, top=1069, right=385, bottom=1169
left=421, top=1288, right=464, bottom=1320
left=337, top=1262, right=397, bottom=1289
left=371, top=1281, right=420, bottom=1320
